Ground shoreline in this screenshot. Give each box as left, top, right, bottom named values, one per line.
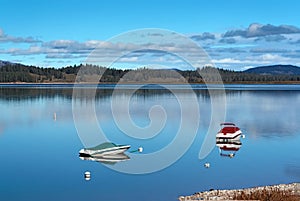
left=1, top=82, right=300, bottom=85
left=179, top=183, right=300, bottom=201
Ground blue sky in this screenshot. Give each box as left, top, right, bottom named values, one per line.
left=1, top=0, right=300, bottom=70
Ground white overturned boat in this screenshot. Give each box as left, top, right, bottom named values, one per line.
left=79, top=142, right=130, bottom=157
left=216, top=123, right=242, bottom=140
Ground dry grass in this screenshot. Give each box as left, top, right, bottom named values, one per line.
left=232, top=188, right=300, bottom=201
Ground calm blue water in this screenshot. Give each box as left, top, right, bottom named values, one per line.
left=0, top=85, right=299, bottom=201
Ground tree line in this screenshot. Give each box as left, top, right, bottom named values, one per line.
left=1, top=63, right=300, bottom=83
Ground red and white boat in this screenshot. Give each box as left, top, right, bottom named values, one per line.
left=216, top=123, right=242, bottom=140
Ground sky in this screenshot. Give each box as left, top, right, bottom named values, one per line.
left=0, top=0, right=300, bottom=70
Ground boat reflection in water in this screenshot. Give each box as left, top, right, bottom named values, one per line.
left=216, top=139, right=242, bottom=158
left=79, top=153, right=130, bottom=165
left=79, top=142, right=131, bottom=165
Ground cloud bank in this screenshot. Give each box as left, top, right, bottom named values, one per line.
left=1, top=23, right=300, bottom=70
left=223, top=23, right=300, bottom=38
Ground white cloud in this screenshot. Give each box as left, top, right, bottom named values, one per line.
left=212, top=58, right=245, bottom=64
left=224, top=23, right=300, bottom=38
left=260, top=53, right=288, bottom=62
left=118, top=56, right=139, bottom=62
left=0, top=28, right=41, bottom=43
left=241, top=65, right=255, bottom=70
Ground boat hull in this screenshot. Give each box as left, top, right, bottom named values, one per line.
left=91, top=146, right=131, bottom=156
left=79, top=145, right=131, bottom=156
left=216, top=130, right=242, bottom=140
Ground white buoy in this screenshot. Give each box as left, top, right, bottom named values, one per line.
left=53, top=112, right=57, bottom=121
left=229, top=153, right=235, bottom=158
left=241, top=134, right=246, bottom=139
left=138, top=147, right=143, bottom=153
left=84, top=171, right=91, bottom=181
left=204, top=163, right=210, bottom=168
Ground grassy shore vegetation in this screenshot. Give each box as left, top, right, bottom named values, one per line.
left=1, top=63, right=300, bottom=83
left=232, top=188, right=300, bottom=201
left=179, top=183, right=300, bottom=201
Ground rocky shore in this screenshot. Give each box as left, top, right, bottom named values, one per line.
left=179, top=183, right=300, bottom=201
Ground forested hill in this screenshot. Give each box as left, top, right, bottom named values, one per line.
left=244, top=65, right=300, bottom=75
left=1, top=62, right=300, bottom=83
left=0, top=60, right=12, bottom=67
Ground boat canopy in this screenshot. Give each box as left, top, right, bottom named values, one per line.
left=87, top=142, right=118, bottom=150
left=220, top=122, right=236, bottom=126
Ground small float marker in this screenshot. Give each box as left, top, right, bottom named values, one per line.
left=130, top=146, right=143, bottom=153
left=204, top=163, right=210, bottom=168
left=84, top=171, right=91, bottom=181
left=53, top=112, right=57, bottom=121
left=241, top=134, right=246, bottom=139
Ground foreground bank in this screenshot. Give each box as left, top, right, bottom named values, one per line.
left=179, top=183, right=300, bottom=201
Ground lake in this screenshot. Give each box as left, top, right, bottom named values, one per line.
left=0, top=84, right=299, bottom=201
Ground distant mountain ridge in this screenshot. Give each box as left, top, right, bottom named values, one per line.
left=244, top=65, right=300, bottom=75
left=0, top=60, right=14, bottom=67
